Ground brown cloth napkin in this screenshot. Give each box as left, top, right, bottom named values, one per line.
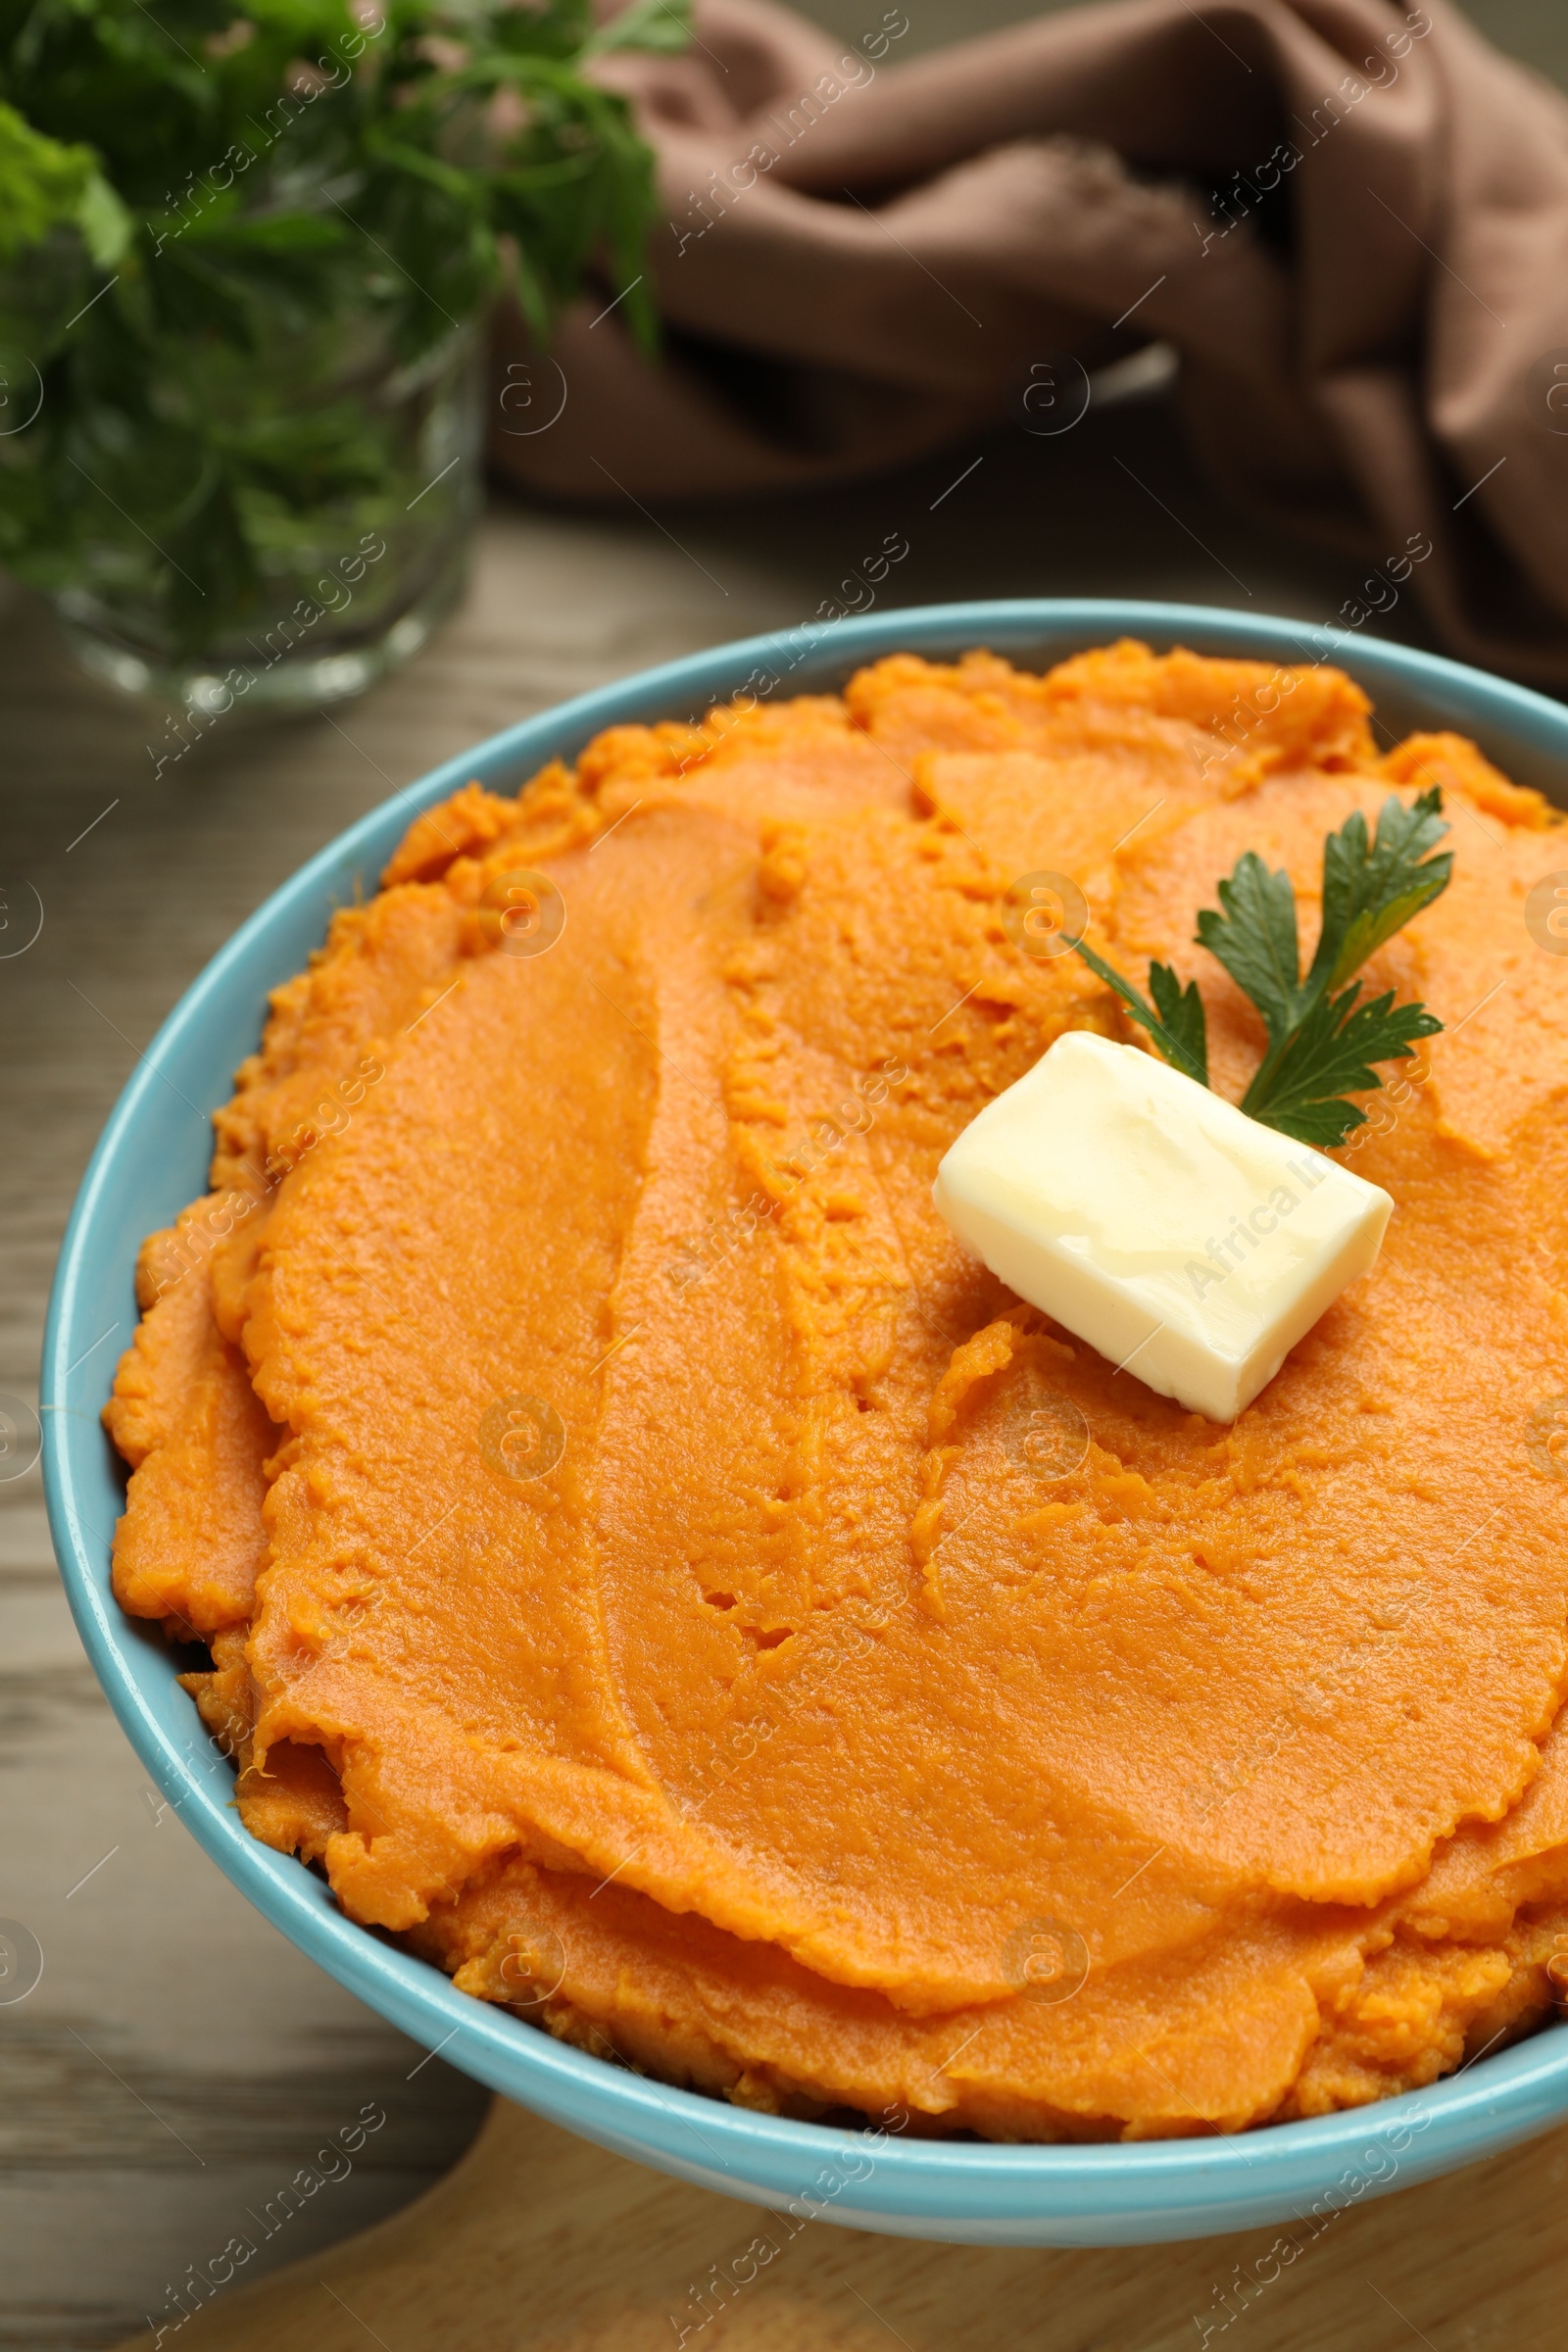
left=490, top=0, right=1568, bottom=690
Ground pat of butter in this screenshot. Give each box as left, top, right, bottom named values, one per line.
left=932, top=1031, right=1393, bottom=1423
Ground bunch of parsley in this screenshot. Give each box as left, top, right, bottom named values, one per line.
left=0, top=0, right=680, bottom=653
left=1075, top=788, right=1453, bottom=1145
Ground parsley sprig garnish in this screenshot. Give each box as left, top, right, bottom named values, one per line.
left=1073, top=788, right=1452, bottom=1148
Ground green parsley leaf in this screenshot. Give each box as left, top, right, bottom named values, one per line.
left=588, top=0, right=693, bottom=56
left=1312, top=784, right=1453, bottom=993
left=1194, top=850, right=1301, bottom=1043
left=0, top=0, right=676, bottom=653
left=0, top=100, right=128, bottom=269
left=1242, top=986, right=1444, bottom=1148
left=1072, top=939, right=1209, bottom=1088
left=1237, top=787, right=1450, bottom=1135
left=1069, top=784, right=1452, bottom=1144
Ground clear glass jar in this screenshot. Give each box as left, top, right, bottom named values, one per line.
left=0, top=183, right=484, bottom=718
left=61, top=328, right=481, bottom=717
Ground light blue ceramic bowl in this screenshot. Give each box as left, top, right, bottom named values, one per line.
left=43, top=601, right=1568, bottom=2246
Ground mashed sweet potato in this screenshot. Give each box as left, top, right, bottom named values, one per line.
left=106, top=645, right=1568, bottom=2137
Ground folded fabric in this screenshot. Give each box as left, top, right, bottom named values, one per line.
left=489, top=0, right=1568, bottom=689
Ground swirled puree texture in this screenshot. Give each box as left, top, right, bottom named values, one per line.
left=107, top=646, right=1568, bottom=2139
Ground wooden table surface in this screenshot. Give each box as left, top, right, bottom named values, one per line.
left=1, top=372, right=1560, bottom=2352
left=105, top=2089, right=1568, bottom=2352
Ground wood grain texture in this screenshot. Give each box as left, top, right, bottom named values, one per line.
left=110, top=2090, right=1568, bottom=2352
left=0, top=384, right=1550, bottom=2348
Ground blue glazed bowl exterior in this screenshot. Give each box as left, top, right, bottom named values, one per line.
left=41, top=601, right=1568, bottom=2245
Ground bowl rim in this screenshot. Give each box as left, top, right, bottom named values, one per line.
left=40, top=597, right=1568, bottom=2243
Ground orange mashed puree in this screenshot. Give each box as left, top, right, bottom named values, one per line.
left=107, top=645, right=1568, bottom=2138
